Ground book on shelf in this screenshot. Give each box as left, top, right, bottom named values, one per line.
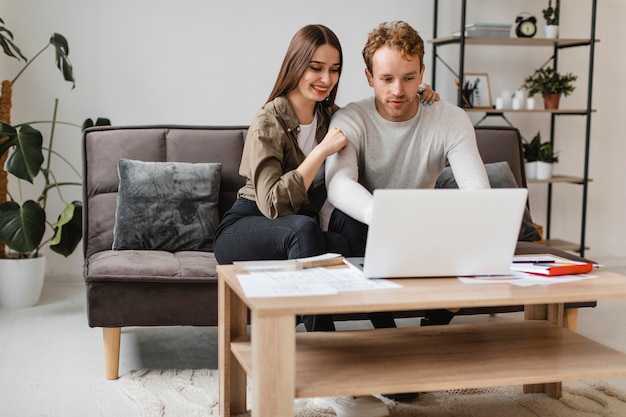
left=510, top=254, right=594, bottom=276
left=451, top=22, right=512, bottom=38
left=465, top=22, right=512, bottom=30
left=452, top=29, right=512, bottom=38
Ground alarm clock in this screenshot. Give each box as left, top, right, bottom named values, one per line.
left=515, top=14, right=537, bottom=38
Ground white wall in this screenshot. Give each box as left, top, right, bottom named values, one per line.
left=2, top=0, right=624, bottom=281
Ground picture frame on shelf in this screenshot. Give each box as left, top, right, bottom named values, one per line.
left=462, top=73, right=492, bottom=108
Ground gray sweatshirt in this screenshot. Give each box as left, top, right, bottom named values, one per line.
left=325, top=97, right=489, bottom=225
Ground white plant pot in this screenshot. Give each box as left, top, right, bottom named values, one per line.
left=0, top=255, right=46, bottom=308
left=536, top=161, right=554, bottom=180
left=544, top=25, right=559, bottom=39
left=525, top=161, right=538, bottom=180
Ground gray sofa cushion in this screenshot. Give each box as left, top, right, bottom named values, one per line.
left=113, top=159, right=221, bottom=252
left=436, top=162, right=541, bottom=242
left=87, top=250, right=218, bottom=282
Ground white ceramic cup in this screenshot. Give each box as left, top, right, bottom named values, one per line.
left=526, top=97, right=536, bottom=110
left=512, top=97, right=522, bottom=110
left=495, top=97, right=504, bottom=110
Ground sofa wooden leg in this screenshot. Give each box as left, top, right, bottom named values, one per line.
left=564, top=308, right=579, bottom=332
left=103, top=327, right=121, bottom=380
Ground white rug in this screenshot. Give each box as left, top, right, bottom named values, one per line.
left=119, top=369, right=626, bottom=417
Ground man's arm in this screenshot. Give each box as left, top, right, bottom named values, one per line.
left=325, top=143, right=375, bottom=225
left=325, top=104, right=378, bottom=224
left=445, top=114, right=490, bottom=189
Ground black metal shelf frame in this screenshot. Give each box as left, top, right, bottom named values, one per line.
left=430, top=0, right=597, bottom=257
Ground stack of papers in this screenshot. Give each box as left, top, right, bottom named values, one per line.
left=510, top=254, right=594, bottom=276
left=237, top=267, right=400, bottom=298
left=459, top=254, right=597, bottom=287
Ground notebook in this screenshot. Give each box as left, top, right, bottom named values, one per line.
left=352, top=188, right=528, bottom=278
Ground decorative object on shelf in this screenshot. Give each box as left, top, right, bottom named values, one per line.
left=501, top=89, right=512, bottom=109
left=461, top=73, right=492, bottom=108
left=515, top=13, right=537, bottom=38
left=523, top=132, right=558, bottom=180
left=522, top=66, right=577, bottom=110
left=512, top=89, right=524, bottom=110
left=542, top=0, right=560, bottom=39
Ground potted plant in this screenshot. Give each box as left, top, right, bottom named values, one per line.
left=1, top=17, right=75, bottom=252
left=523, top=132, right=558, bottom=180
left=523, top=132, right=541, bottom=180
left=522, top=66, right=577, bottom=110
left=543, top=0, right=560, bottom=38
left=0, top=17, right=109, bottom=308
left=536, top=139, right=559, bottom=180
left=0, top=102, right=108, bottom=308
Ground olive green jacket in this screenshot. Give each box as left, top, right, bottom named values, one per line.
left=238, top=96, right=339, bottom=219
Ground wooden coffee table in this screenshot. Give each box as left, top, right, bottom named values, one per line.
left=218, top=265, right=626, bottom=417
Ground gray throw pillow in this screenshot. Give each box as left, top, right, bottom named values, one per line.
left=113, top=159, right=221, bottom=252
left=435, top=161, right=541, bottom=242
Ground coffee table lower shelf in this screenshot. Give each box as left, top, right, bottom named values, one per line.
left=231, top=321, right=626, bottom=399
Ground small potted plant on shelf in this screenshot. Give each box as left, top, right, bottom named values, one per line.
left=542, top=0, right=561, bottom=38
left=522, top=66, right=577, bottom=110
left=523, top=132, right=558, bottom=180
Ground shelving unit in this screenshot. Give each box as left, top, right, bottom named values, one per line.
left=429, top=0, right=598, bottom=256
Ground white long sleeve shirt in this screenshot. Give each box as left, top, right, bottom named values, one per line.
left=324, top=97, right=489, bottom=225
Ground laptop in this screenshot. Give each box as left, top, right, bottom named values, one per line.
left=352, top=188, right=528, bottom=278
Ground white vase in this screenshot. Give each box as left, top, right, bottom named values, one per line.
left=544, top=25, right=559, bottom=39
left=0, top=255, right=46, bottom=308
left=536, top=161, right=554, bottom=180
left=525, top=161, right=538, bottom=180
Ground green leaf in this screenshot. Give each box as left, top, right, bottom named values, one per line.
left=0, top=18, right=27, bottom=61
left=0, top=200, right=46, bottom=253
left=95, top=118, right=111, bottom=126
left=50, top=33, right=75, bottom=89
left=3, top=124, right=45, bottom=183
left=81, top=119, right=94, bottom=131
left=50, top=201, right=83, bottom=257
left=0, top=122, right=18, bottom=154
left=81, top=117, right=111, bottom=131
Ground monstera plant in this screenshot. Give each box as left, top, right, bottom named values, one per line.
left=0, top=104, right=109, bottom=259
left=0, top=17, right=109, bottom=259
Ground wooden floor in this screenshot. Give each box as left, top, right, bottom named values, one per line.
left=1, top=269, right=626, bottom=417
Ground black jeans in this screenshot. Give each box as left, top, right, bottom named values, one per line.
left=214, top=198, right=349, bottom=331
left=328, top=209, right=396, bottom=328
left=214, top=198, right=349, bottom=263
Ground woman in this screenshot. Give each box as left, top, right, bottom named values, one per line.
left=213, top=25, right=438, bottom=332
left=214, top=24, right=349, bottom=264
left=213, top=25, right=349, bottom=333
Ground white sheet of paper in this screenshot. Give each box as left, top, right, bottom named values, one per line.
left=237, top=267, right=400, bottom=298
left=459, top=270, right=598, bottom=286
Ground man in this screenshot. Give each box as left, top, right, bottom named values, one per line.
left=314, top=22, right=490, bottom=415
left=325, top=21, right=490, bottom=326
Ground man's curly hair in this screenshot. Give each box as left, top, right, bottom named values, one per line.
left=362, top=21, right=424, bottom=74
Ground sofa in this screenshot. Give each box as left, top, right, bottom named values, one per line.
left=82, top=124, right=594, bottom=379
